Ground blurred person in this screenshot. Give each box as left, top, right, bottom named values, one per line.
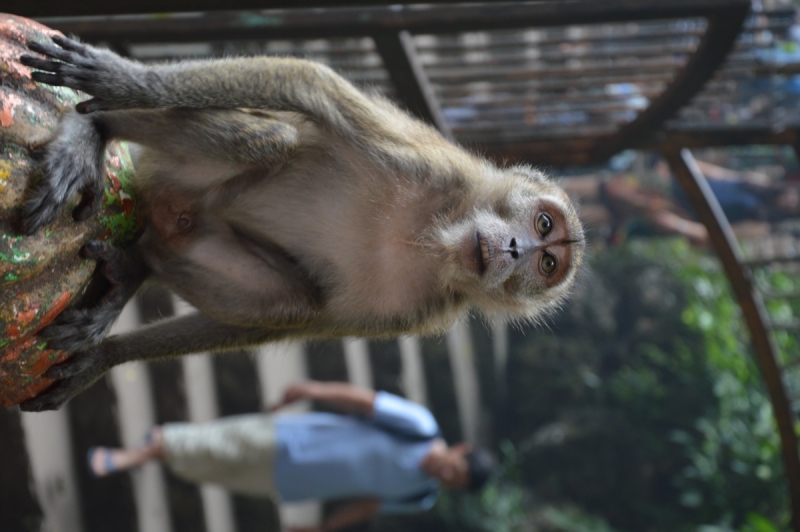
left=563, top=158, right=800, bottom=247
left=87, top=380, right=495, bottom=532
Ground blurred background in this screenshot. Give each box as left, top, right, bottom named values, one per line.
left=3, top=0, right=800, bottom=531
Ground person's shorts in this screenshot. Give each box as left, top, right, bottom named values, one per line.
left=163, top=413, right=278, bottom=497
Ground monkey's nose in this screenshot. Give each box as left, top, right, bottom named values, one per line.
left=503, top=236, right=538, bottom=259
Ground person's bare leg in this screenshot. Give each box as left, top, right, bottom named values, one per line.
left=88, top=426, right=165, bottom=477
left=649, top=211, right=709, bottom=247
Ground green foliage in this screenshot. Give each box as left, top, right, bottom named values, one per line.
left=630, top=239, right=791, bottom=529
left=500, top=238, right=792, bottom=531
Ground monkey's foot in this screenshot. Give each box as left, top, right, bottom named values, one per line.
left=20, top=112, right=106, bottom=234
left=20, top=36, right=147, bottom=113
left=39, top=240, right=148, bottom=351
left=19, top=348, right=107, bottom=411
left=39, top=307, right=121, bottom=352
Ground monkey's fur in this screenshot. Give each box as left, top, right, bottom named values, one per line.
left=17, top=36, right=585, bottom=411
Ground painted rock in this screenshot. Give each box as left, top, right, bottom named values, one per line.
left=0, top=14, right=140, bottom=407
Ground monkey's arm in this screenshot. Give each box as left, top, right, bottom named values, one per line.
left=22, top=37, right=388, bottom=141
left=19, top=312, right=303, bottom=412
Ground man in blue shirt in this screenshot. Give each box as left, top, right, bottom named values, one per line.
left=89, top=380, right=495, bottom=532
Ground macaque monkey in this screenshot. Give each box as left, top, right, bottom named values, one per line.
left=17, top=36, right=585, bottom=411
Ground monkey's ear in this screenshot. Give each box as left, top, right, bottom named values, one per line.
left=507, top=164, right=551, bottom=185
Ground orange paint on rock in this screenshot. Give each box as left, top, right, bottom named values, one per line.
left=15, top=308, right=36, bottom=324
left=33, top=291, right=70, bottom=333
left=0, top=14, right=61, bottom=41
left=0, top=104, right=13, bottom=127
left=0, top=334, right=29, bottom=362
left=0, top=93, right=22, bottom=127
left=0, top=41, right=32, bottom=78
left=29, top=347, right=57, bottom=376
left=5, top=323, right=20, bottom=339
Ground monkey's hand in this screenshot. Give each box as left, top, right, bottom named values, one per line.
left=20, top=36, right=150, bottom=113
left=39, top=241, right=149, bottom=351
left=19, top=346, right=109, bottom=411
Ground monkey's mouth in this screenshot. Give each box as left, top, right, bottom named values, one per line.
left=476, top=231, right=489, bottom=276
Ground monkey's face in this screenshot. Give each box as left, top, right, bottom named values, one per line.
left=440, top=167, right=585, bottom=320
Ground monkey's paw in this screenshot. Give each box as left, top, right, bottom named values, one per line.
left=19, top=348, right=107, bottom=411
left=20, top=36, right=148, bottom=113
left=21, top=120, right=105, bottom=234
left=38, top=307, right=118, bottom=352
left=38, top=241, right=146, bottom=350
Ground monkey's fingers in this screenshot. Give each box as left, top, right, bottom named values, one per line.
left=76, top=98, right=107, bottom=114
left=23, top=42, right=103, bottom=95
left=27, top=67, right=96, bottom=93
left=19, top=380, right=76, bottom=411
left=73, top=183, right=105, bottom=221
left=19, top=360, right=103, bottom=412
left=43, top=348, right=104, bottom=381
left=28, top=37, right=94, bottom=65
left=30, top=71, right=70, bottom=86
left=20, top=188, right=57, bottom=234
left=38, top=307, right=116, bottom=352
left=51, top=35, right=93, bottom=55
left=21, top=177, right=91, bottom=236
left=19, top=54, right=65, bottom=73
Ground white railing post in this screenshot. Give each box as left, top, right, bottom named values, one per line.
left=172, top=297, right=236, bottom=532
left=21, top=407, right=84, bottom=532
left=109, top=300, right=172, bottom=532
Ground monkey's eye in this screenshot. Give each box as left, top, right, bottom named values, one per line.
left=540, top=253, right=557, bottom=275
left=537, top=213, right=553, bottom=236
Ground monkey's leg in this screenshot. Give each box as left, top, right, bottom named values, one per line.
left=21, top=111, right=107, bottom=234
left=20, top=313, right=305, bottom=412
left=143, top=224, right=321, bottom=328
left=40, top=240, right=150, bottom=351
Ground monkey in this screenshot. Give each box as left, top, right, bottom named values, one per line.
left=15, top=36, right=585, bottom=411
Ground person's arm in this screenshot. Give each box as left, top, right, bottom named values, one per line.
left=286, top=499, right=380, bottom=532
left=271, top=381, right=376, bottom=415
left=273, top=382, right=438, bottom=437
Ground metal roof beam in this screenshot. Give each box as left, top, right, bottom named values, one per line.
left=591, top=3, right=750, bottom=162
left=372, top=31, right=453, bottom=139
left=33, top=1, right=751, bottom=44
